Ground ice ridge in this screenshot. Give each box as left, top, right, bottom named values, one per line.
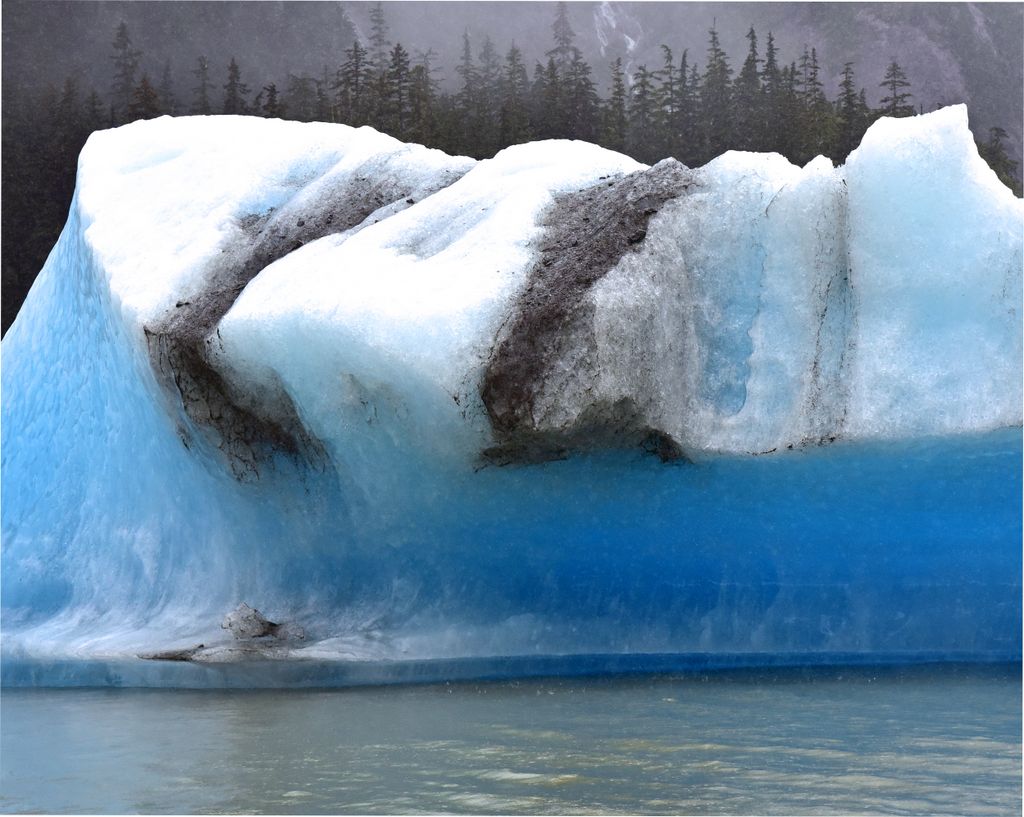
left=70, top=105, right=1014, bottom=476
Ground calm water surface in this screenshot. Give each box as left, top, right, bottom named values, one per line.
left=1, top=665, right=1019, bottom=815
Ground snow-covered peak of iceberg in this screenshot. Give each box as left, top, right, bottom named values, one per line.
left=77, top=116, right=475, bottom=326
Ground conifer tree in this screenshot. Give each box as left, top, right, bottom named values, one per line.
left=759, top=32, right=782, bottom=154
left=601, top=57, right=628, bottom=152
left=455, top=31, right=478, bottom=108
left=565, top=48, right=599, bottom=142
left=192, top=56, right=213, bottom=115
left=408, top=63, right=436, bottom=145
left=110, top=21, right=142, bottom=123
left=415, top=48, right=441, bottom=81
left=836, top=62, right=870, bottom=159
left=653, top=45, right=678, bottom=158
left=477, top=37, right=502, bottom=107
left=499, top=44, right=531, bottom=146
left=158, top=61, right=177, bottom=115
left=627, top=64, right=657, bottom=162
left=385, top=42, right=413, bottom=139
left=798, top=47, right=837, bottom=160
left=368, top=2, right=391, bottom=73
left=775, top=61, right=802, bottom=159
left=335, top=40, right=370, bottom=126
left=878, top=60, right=915, bottom=117
left=38, top=82, right=66, bottom=177
left=454, top=31, right=481, bottom=154
left=669, top=50, right=699, bottom=161
left=793, top=45, right=818, bottom=160
left=53, top=78, right=85, bottom=169
left=700, top=25, right=733, bottom=162
left=761, top=33, right=781, bottom=100
left=796, top=47, right=820, bottom=101
left=129, top=74, right=162, bottom=120
left=57, top=77, right=81, bottom=130
left=316, top=69, right=333, bottom=122
left=261, top=83, right=285, bottom=118
left=529, top=61, right=549, bottom=138
left=541, top=56, right=565, bottom=138
left=685, top=61, right=703, bottom=161
left=414, top=49, right=442, bottom=92
left=476, top=36, right=502, bottom=155
left=734, top=27, right=762, bottom=151
left=408, top=49, right=441, bottom=144
left=547, top=1, right=576, bottom=74
left=431, top=91, right=463, bottom=157
left=83, top=89, right=106, bottom=132
left=857, top=88, right=871, bottom=124
left=222, top=57, right=250, bottom=115
left=364, top=1, right=391, bottom=127
left=285, top=74, right=318, bottom=122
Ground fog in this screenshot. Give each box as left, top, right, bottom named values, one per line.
left=4, top=2, right=1022, bottom=140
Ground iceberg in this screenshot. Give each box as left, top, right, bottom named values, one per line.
left=2, top=106, right=1021, bottom=687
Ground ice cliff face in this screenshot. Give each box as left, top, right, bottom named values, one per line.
left=479, top=109, right=1022, bottom=461
left=1, top=107, right=1021, bottom=683
left=26, top=106, right=1020, bottom=475
left=207, top=105, right=1019, bottom=469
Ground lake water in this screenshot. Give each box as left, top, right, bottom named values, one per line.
left=1, top=664, right=1019, bottom=815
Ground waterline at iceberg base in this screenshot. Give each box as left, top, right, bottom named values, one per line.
left=2, top=105, right=1020, bottom=687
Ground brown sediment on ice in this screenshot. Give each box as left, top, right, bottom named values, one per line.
left=144, top=160, right=469, bottom=480
left=480, top=158, right=697, bottom=465
left=138, top=644, right=205, bottom=662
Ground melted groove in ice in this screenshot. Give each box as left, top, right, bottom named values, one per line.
left=482, top=159, right=697, bottom=464
left=802, top=179, right=855, bottom=446
left=144, top=153, right=471, bottom=480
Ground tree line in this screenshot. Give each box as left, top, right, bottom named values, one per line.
left=3, top=2, right=1020, bottom=334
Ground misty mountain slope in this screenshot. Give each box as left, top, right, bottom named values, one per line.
left=4, top=2, right=1021, bottom=162
left=355, top=2, right=1022, bottom=161
left=1, top=1, right=358, bottom=98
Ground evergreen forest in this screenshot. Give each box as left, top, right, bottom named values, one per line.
left=3, top=2, right=1020, bottom=334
